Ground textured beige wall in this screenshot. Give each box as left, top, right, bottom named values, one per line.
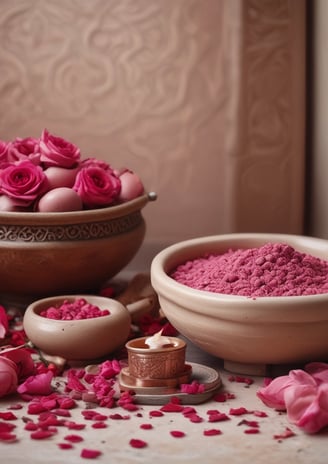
left=0, top=0, right=306, bottom=269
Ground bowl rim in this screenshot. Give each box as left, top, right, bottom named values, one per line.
left=0, top=192, right=154, bottom=225
left=150, top=233, right=328, bottom=306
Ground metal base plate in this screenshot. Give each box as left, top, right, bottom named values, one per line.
left=118, top=362, right=222, bottom=405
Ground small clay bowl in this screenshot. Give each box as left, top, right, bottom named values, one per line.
left=23, top=295, right=134, bottom=361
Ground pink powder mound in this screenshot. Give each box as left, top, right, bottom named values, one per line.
left=40, top=298, right=110, bottom=320
left=170, top=242, right=328, bottom=297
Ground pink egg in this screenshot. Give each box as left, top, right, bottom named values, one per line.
left=0, top=195, right=20, bottom=212
left=119, top=170, right=144, bottom=202
left=44, top=166, right=79, bottom=189
left=37, top=188, right=83, bottom=212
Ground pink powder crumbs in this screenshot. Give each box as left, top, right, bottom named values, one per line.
left=170, top=242, right=328, bottom=297
left=40, top=298, right=110, bottom=320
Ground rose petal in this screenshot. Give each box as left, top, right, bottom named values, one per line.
left=203, top=429, right=222, bottom=436
left=80, top=448, right=102, bottom=459
left=285, top=384, right=328, bottom=433
left=129, top=438, right=147, bottom=448
left=17, top=371, right=53, bottom=396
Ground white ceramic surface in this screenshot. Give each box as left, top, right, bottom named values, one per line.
left=150, top=233, right=328, bottom=372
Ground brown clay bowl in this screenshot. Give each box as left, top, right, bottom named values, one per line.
left=23, top=294, right=136, bottom=361
left=150, top=233, right=328, bottom=374
left=0, top=192, right=156, bottom=306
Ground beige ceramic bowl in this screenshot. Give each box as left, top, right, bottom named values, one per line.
left=151, top=233, right=328, bottom=374
left=0, top=192, right=156, bottom=306
left=23, top=294, right=135, bottom=361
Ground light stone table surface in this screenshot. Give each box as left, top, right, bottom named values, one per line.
left=1, top=339, right=327, bottom=464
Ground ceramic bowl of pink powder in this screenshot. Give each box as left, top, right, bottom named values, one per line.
left=150, top=233, right=328, bottom=374
left=23, top=295, right=133, bottom=362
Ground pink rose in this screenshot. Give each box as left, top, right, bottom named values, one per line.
left=17, top=370, right=53, bottom=396
left=39, top=129, right=80, bottom=168
left=7, top=136, right=41, bottom=165
left=0, top=357, right=18, bottom=397
left=0, top=160, right=48, bottom=207
left=73, top=165, right=121, bottom=208
left=81, top=157, right=111, bottom=170
left=0, top=305, right=8, bottom=339
left=257, top=362, right=328, bottom=433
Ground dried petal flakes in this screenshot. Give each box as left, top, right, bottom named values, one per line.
left=149, top=410, right=164, bottom=417
left=58, top=443, right=73, bottom=449
left=81, top=448, right=102, bottom=459
left=65, top=421, right=86, bottom=430
left=213, top=392, right=235, bottom=402
left=0, top=411, right=17, bottom=420
left=64, top=434, right=84, bottom=443
left=160, top=401, right=184, bottom=413
left=273, top=427, right=296, bottom=440
left=129, top=438, right=147, bottom=448
left=203, top=429, right=222, bottom=436
left=0, top=421, right=16, bottom=432
left=0, top=432, right=17, bottom=442
left=92, top=422, right=107, bottom=429
left=170, top=430, right=185, bottom=438
left=30, top=430, right=57, bottom=439
left=140, top=423, right=153, bottom=430
left=229, top=407, right=250, bottom=416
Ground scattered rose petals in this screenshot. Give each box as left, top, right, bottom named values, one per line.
left=253, top=410, right=268, bottom=418
left=140, top=423, right=153, bottom=430
left=149, top=410, right=164, bottom=417
left=129, top=438, right=147, bottom=448
left=64, top=434, right=84, bottom=443
left=228, top=375, right=254, bottom=385
left=273, top=427, right=296, bottom=440
left=203, top=429, right=222, bottom=436
left=17, top=371, right=54, bottom=396
left=208, top=412, right=230, bottom=422
left=244, top=428, right=260, bottom=434
left=0, top=432, right=17, bottom=442
left=170, top=430, right=185, bottom=438
left=238, top=420, right=259, bottom=428
left=0, top=411, right=17, bottom=420
left=229, top=407, right=250, bottom=416
left=65, top=421, right=86, bottom=430
left=0, top=421, right=16, bottom=433
left=160, top=399, right=184, bottom=413
left=213, top=392, right=235, bottom=402
left=180, top=380, right=205, bottom=394
left=92, top=422, right=107, bottom=429
left=58, top=442, right=73, bottom=449
left=81, top=448, right=102, bottom=459
left=109, top=413, right=130, bottom=420
left=24, top=422, right=38, bottom=431
left=30, top=429, right=57, bottom=439
left=188, top=414, right=203, bottom=423
left=7, top=403, right=23, bottom=410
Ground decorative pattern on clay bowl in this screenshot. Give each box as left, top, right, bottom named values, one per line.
left=23, top=295, right=133, bottom=361
left=0, top=192, right=156, bottom=306
left=150, top=233, right=328, bottom=374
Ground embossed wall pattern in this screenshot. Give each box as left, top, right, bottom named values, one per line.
left=0, top=0, right=305, bottom=266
